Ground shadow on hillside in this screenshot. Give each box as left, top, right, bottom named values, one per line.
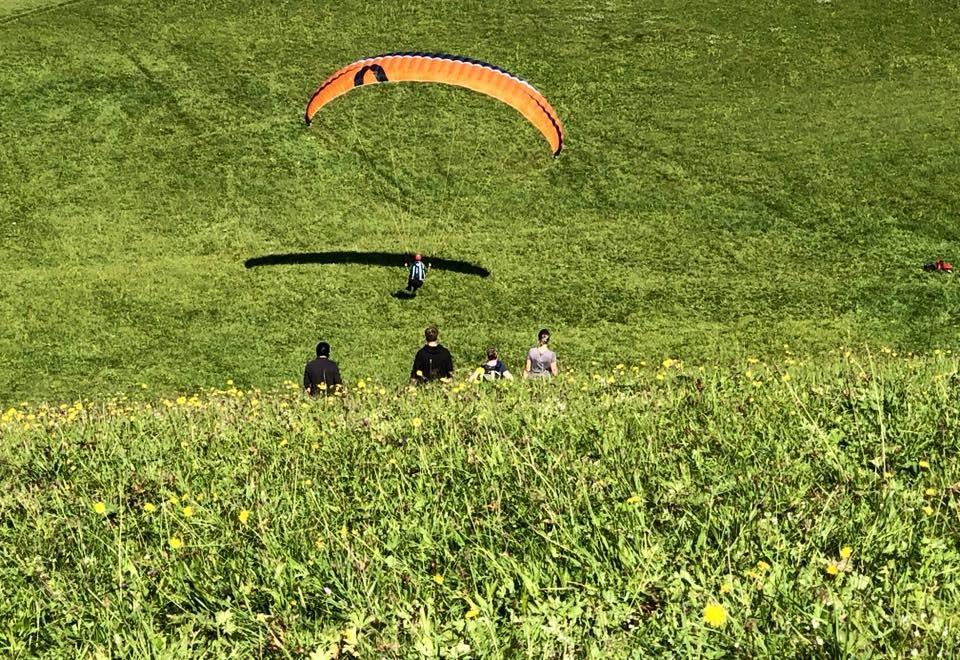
left=244, top=251, right=491, bottom=278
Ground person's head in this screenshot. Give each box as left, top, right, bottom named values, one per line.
left=424, top=326, right=439, bottom=343
left=414, top=253, right=422, bottom=262
left=316, top=341, right=330, bottom=358
left=537, top=328, right=551, bottom=346
left=486, top=346, right=498, bottom=361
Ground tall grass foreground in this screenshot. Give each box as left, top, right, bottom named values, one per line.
left=1, top=351, right=959, bottom=656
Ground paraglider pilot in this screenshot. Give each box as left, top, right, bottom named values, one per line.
left=404, top=253, right=430, bottom=295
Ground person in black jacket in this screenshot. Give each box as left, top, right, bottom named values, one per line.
left=304, top=341, right=342, bottom=395
left=410, top=326, right=453, bottom=385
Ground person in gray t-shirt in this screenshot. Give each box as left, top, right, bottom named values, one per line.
left=523, top=328, right=558, bottom=379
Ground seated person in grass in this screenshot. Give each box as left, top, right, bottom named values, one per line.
left=522, top=328, right=558, bottom=379
left=468, top=346, right=514, bottom=382
left=303, top=341, right=342, bottom=395
left=410, top=325, right=454, bottom=385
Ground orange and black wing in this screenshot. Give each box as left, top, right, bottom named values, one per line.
left=305, top=53, right=564, bottom=156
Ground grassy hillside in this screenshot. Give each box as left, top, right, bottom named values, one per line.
left=1, top=0, right=958, bottom=403
left=2, top=353, right=959, bottom=655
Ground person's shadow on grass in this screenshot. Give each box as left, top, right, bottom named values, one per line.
left=391, top=290, right=417, bottom=300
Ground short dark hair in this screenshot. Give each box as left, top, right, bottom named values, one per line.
left=538, top=328, right=550, bottom=343
left=424, top=326, right=439, bottom=342
left=486, top=346, right=498, bottom=360
left=316, top=341, right=330, bottom=357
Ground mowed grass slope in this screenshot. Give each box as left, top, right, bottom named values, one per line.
left=2, top=0, right=960, bottom=402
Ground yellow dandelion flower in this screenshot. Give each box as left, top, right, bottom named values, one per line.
left=781, top=373, right=792, bottom=383
left=315, top=536, right=326, bottom=550
left=703, top=602, right=727, bottom=627
left=925, top=487, right=936, bottom=497
left=182, top=506, right=194, bottom=517
left=625, top=495, right=641, bottom=505
left=340, top=524, right=349, bottom=541
left=662, top=358, right=675, bottom=369
left=357, top=379, right=366, bottom=390
left=465, top=607, right=480, bottom=619
left=169, top=536, right=184, bottom=550
left=432, top=573, right=444, bottom=585
left=143, top=502, right=156, bottom=513
left=825, top=563, right=839, bottom=576
left=93, top=501, right=107, bottom=515
left=919, top=460, right=930, bottom=469
left=719, top=582, right=733, bottom=594
left=176, top=395, right=187, bottom=405
left=226, top=379, right=234, bottom=386
left=378, top=387, right=386, bottom=395
left=238, top=509, right=250, bottom=524
left=839, top=546, right=853, bottom=560
left=756, top=560, right=770, bottom=572
left=923, top=505, right=934, bottom=516
left=411, top=417, right=422, bottom=429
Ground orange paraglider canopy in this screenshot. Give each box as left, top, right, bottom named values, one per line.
left=305, top=52, right=564, bottom=156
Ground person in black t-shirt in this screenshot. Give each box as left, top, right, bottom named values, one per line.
left=468, top=346, right=514, bottom=382
left=410, top=326, right=454, bottom=385
left=303, top=341, right=342, bottom=395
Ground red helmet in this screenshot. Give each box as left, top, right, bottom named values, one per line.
left=414, top=253, right=422, bottom=261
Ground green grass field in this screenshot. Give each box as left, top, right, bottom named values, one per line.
left=2, top=0, right=959, bottom=403
left=3, top=0, right=960, bottom=656
left=2, top=355, right=960, bottom=655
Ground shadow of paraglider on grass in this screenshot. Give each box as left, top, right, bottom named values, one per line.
left=244, top=251, right=491, bottom=278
